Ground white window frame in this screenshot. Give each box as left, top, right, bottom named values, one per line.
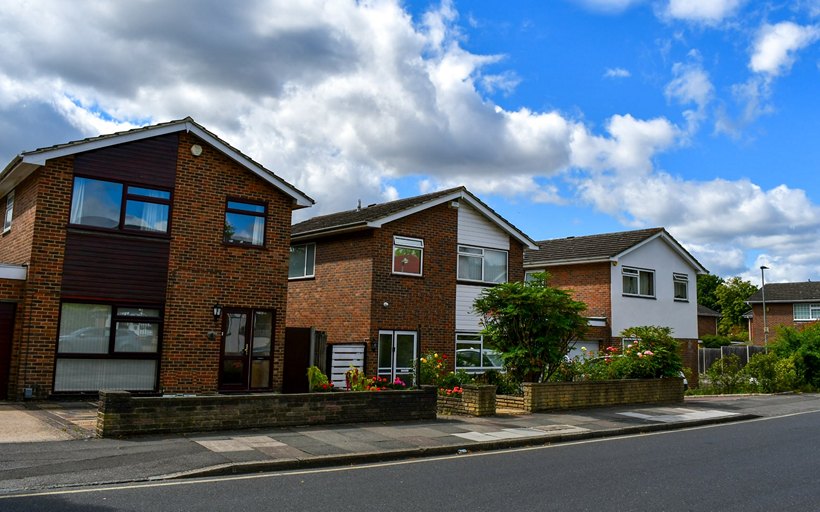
left=3, top=190, right=14, bottom=233
left=457, top=245, right=508, bottom=284
left=793, top=303, right=820, bottom=321
left=288, top=242, right=316, bottom=280
left=392, top=236, right=424, bottom=276
left=622, top=267, right=655, bottom=298
left=673, top=273, right=689, bottom=301
left=455, top=333, right=503, bottom=373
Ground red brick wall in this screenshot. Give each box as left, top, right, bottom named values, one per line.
left=0, top=171, right=39, bottom=265
left=545, top=262, right=612, bottom=343
left=748, top=303, right=819, bottom=346
left=698, top=315, right=718, bottom=337
left=162, top=131, right=294, bottom=393
left=9, top=157, right=74, bottom=398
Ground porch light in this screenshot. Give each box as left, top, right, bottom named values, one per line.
left=213, top=303, right=222, bottom=322
left=369, top=338, right=378, bottom=352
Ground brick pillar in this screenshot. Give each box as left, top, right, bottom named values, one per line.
left=96, top=390, right=133, bottom=438
left=462, top=384, right=496, bottom=416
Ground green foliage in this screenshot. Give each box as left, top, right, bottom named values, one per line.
left=418, top=351, right=448, bottom=386
left=619, top=326, right=684, bottom=378
left=700, top=334, right=733, bottom=348
left=307, top=366, right=333, bottom=392
left=697, top=273, right=724, bottom=312
left=745, top=351, right=799, bottom=393
left=715, top=277, right=757, bottom=336
left=345, top=367, right=369, bottom=391
left=478, top=369, right=523, bottom=396
left=473, top=272, right=588, bottom=383
left=705, top=354, right=747, bottom=394
left=772, top=323, right=820, bottom=389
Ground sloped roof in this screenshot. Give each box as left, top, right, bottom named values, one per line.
left=697, top=305, right=721, bottom=317
left=291, top=186, right=537, bottom=249
left=0, top=117, right=314, bottom=208
left=747, top=281, right=820, bottom=303
left=524, top=226, right=705, bottom=273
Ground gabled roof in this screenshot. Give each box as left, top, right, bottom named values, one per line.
left=524, top=227, right=706, bottom=273
left=747, top=281, right=820, bottom=304
left=697, top=305, right=721, bottom=317
left=291, top=186, right=537, bottom=249
left=0, top=117, right=314, bottom=208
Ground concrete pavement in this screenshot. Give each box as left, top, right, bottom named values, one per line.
left=1, top=393, right=819, bottom=495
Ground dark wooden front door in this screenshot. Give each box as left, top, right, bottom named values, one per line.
left=0, top=302, right=16, bottom=400
left=219, top=309, right=274, bottom=391
left=282, top=327, right=312, bottom=393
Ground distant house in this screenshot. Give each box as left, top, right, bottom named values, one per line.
left=287, top=187, right=536, bottom=386
left=523, top=227, right=706, bottom=371
left=746, top=281, right=820, bottom=346
left=0, top=118, right=313, bottom=399
left=697, top=305, right=721, bottom=337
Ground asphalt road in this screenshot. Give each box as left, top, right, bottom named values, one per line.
left=3, top=410, right=819, bottom=511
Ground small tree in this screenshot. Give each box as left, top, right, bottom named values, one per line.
left=472, top=273, right=588, bottom=383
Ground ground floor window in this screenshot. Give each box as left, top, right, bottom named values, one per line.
left=455, top=333, right=503, bottom=373
left=54, top=302, right=161, bottom=392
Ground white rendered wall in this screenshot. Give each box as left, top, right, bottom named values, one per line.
left=610, top=237, right=699, bottom=339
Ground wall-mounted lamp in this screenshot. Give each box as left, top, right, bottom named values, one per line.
left=213, top=303, right=222, bottom=322
left=383, top=301, right=389, bottom=308
left=369, top=338, right=378, bottom=352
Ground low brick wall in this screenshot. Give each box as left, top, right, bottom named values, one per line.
left=436, top=385, right=496, bottom=416
left=522, top=378, right=684, bottom=412
left=496, top=394, right=525, bottom=410
left=97, top=386, right=438, bottom=438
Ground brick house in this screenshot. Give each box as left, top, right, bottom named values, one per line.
left=286, top=187, right=536, bottom=386
left=746, top=281, right=820, bottom=346
left=697, top=304, right=721, bottom=337
left=523, top=228, right=706, bottom=377
left=0, top=118, right=313, bottom=399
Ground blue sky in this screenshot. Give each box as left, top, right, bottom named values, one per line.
left=0, top=0, right=818, bottom=283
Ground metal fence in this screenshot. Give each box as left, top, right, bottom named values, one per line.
left=699, top=345, right=767, bottom=374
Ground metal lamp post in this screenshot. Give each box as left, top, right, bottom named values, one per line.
left=760, top=265, right=769, bottom=350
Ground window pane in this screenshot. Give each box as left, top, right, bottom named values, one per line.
left=456, top=342, right=482, bottom=368
left=252, top=311, right=272, bottom=357
left=484, top=249, right=507, bottom=283
left=459, top=246, right=483, bottom=255
left=58, top=303, right=111, bottom=354
left=227, top=201, right=265, bottom=213
left=674, top=281, right=688, bottom=299
left=395, top=334, right=416, bottom=369
left=623, top=275, right=638, bottom=294
left=640, top=271, right=654, bottom=296
left=458, top=254, right=482, bottom=280
left=250, top=360, right=270, bottom=388
left=117, top=308, right=160, bottom=318
left=289, top=244, right=315, bottom=278
left=225, top=212, right=265, bottom=245
left=114, top=321, right=158, bottom=353
left=795, top=304, right=810, bottom=320
left=4, top=191, right=13, bottom=231
left=393, top=246, right=422, bottom=274
left=70, top=178, right=123, bottom=228
left=482, top=349, right=503, bottom=368
left=124, top=200, right=169, bottom=232
left=378, top=334, right=393, bottom=370
left=224, top=313, right=247, bottom=356
left=128, top=187, right=170, bottom=200
left=305, top=243, right=315, bottom=276
left=54, top=359, right=156, bottom=391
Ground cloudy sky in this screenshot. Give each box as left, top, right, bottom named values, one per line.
left=1, top=0, right=818, bottom=283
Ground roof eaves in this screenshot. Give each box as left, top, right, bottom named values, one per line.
left=291, top=221, right=376, bottom=240
left=524, top=257, right=612, bottom=268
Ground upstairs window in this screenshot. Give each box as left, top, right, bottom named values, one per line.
left=289, top=243, right=316, bottom=279
left=794, top=303, right=820, bottom=321
left=673, top=273, right=689, bottom=301
left=3, top=190, right=13, bottom=233
left=69, top=177, right=170, bottom=234
left=458, top=245, right=507, bottom=283
left=623, top=267, right=654, bottom=298
left=392, top=236, right=423, bottom=276
left=224, top=199, right=266, bottom=246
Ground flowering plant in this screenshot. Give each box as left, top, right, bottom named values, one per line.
left=439, top=386, right=463, bottom=396
left=366, top=375, right=408, bottom=391
left=419, top=351, right=448, bottom=385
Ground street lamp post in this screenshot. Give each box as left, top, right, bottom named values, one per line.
left=760, top=265, right=769, bottom=351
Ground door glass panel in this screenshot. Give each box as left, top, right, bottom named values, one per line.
left=221, top=360, right=243, bottom=386
left=224, top=313, right=247, bottom=356
left=252, top=311, right=272, bottom=357
left=395, top=334, right=416, bottom=369
left=378, top=333, right=393, bottom=375
left=251, top=360, right=270, bottom=388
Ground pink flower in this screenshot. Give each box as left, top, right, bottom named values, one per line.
left=644, top=350, right=654, bottom=356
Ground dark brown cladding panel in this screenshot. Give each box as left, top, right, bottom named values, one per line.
left=73, top=133, right=178, bottom=188
left=61, top=231, right=170, bottom=304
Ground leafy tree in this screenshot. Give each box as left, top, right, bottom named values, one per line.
left=715, top=277, right=757, bottom=337
left=772, top=323, right=820, bottom=390
left=697, top=273, right=724, bottom=312
left=473, top=272, right=588, bottom=383
left=619, top=325, right=684, bottom=378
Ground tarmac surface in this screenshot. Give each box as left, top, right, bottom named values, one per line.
left=1, top=393, right=819, bottom=495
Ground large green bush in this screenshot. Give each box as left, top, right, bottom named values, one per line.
left=771, top=323, right=820, bottom=389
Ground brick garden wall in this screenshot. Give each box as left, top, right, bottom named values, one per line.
left=96, top=386, right=438, bottom=437
left=522, top=378, right=684, bottom=412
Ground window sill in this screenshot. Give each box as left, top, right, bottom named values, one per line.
left=457, top=279, right=504, bottom=286
left=622, top=294, right=656, bottom=300
left=67, top=224, right=171, bottom=240
left=674, top=298, right=689, bottom=303
left=288, top=275, right=315, bottom=281
left=223, top=241, right=267, bottom=250
left=392, top=272, right=423, bottom=278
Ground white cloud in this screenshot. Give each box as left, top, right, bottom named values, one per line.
left=664, top=58, right=714, bottom=133
left=663, top=0, right=744, bottom=24
left=604, top=67, right=631, bottom=78
left=750, top=22, right=820, bottom=76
